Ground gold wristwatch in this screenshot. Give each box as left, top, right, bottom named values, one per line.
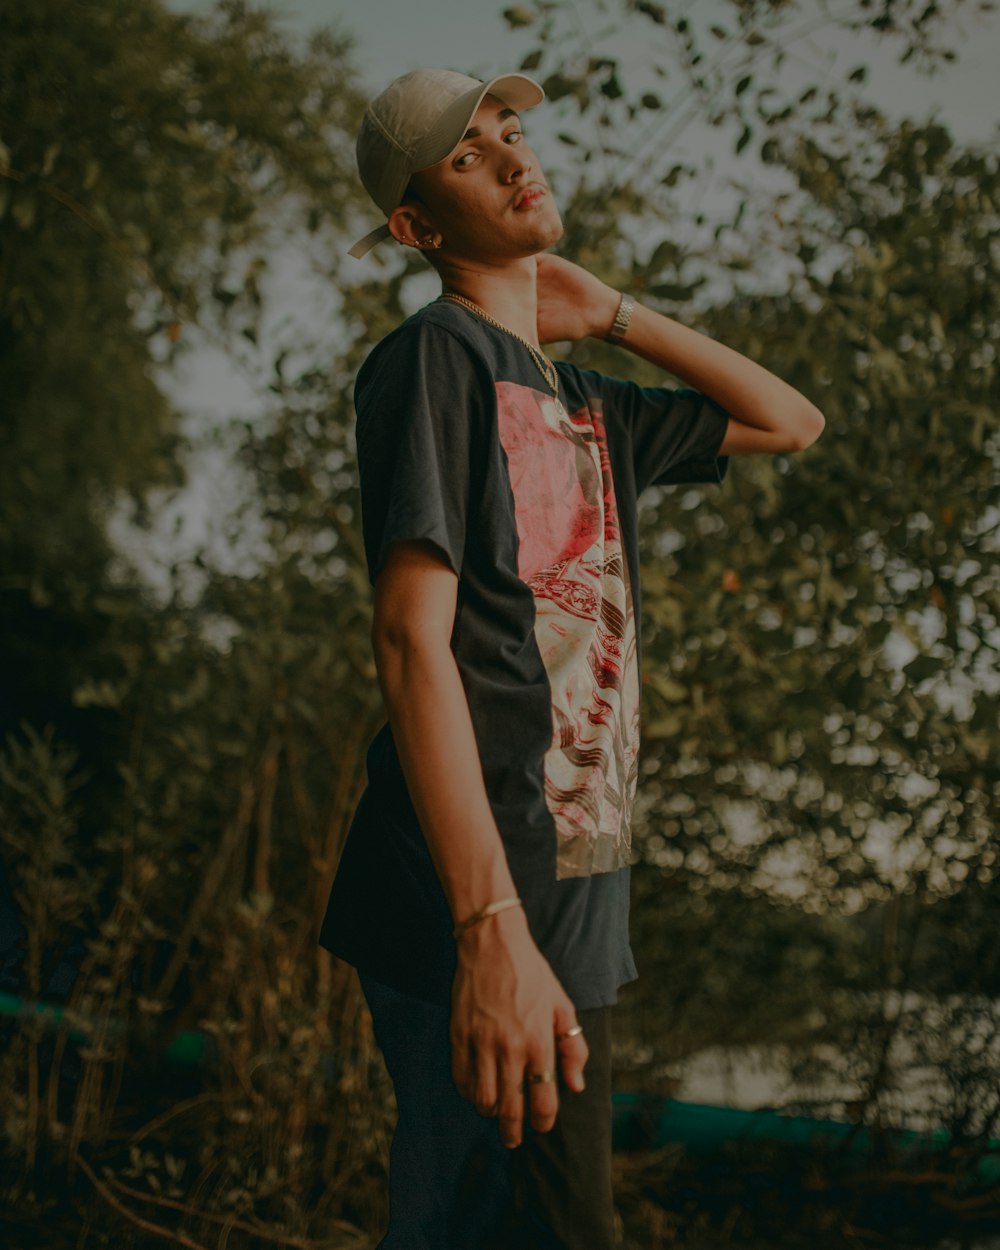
left=606, top=292, right=636, bottom=344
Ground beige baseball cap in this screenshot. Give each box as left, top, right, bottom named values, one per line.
left=348, top=68, right=545, bottom=259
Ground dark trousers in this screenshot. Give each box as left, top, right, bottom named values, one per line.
left=358, top=970, right=617, bottom=1249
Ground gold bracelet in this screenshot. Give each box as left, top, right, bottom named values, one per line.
left=452, top=895, right=523, bottom=940
left=606, top=291, right=636, bottom=344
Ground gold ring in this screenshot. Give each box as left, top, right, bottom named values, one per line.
left=524, top=1070, right=556, bottom=1085
left=556, top=1025, right=584, bottom=1041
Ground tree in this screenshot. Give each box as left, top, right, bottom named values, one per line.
left=1, top=2, right=391, bottom=1239
left=0, top=0, right=365, bottom=799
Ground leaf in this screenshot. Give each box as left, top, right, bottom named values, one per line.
left=41, top=143, right=61, bottom=178
left=736, top=124, right=753, bottom=154
left=520, top=49, right=543, bottom=71
left=72, top=679, right=123, bottom=709
left=646, top=714, right=684, bottom=739
left=636, top=0, right=667, bottom=23
left=502, top=5, right=535, bottom=28
left=11, top=193, right=36, bottom=230
left=903, top=654, right=943, bottom=684
left=541, top=72, right=580, bottom=103
left=650, top=672, right=689, bottom=702
left=647, top=238, right=681, bottom=272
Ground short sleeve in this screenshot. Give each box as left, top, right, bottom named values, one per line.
left=590, top=371, right=731, bottom=494
left=354, top=318, right=488, bottom=587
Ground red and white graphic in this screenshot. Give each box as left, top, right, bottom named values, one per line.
left=495, top=381, right=641, bottom=878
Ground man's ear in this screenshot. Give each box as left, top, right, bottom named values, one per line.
left=387, top=203, right=438, bottom=248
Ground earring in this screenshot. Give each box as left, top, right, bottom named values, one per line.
left=418, top=237, right=441, bottom=249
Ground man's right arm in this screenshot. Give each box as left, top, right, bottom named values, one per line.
left=371, top=538, right=588, bottom=1148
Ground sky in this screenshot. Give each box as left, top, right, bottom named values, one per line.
left=115, top=0, right=1000, bottom=592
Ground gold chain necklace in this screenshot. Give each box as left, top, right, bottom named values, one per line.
left=438, top=292, right=559, bottom=396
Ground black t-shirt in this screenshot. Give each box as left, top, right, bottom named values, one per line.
left=319, top=297, right=730, bottom=1010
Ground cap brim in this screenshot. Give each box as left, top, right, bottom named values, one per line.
left=413, top=72, right=545, bottom=174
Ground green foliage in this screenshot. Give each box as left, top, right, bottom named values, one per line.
left=0, top=0, right=365, bottom=773
left=0, top=0, right=388, bottom=1242
left=615, top=110, right=999, bottom=913
left=0, top=726, right=101, bottom=1002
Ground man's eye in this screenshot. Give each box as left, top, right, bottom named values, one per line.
left=505, top=129, right=523, bottom=142
left=455, top=152, right=477, bottom=167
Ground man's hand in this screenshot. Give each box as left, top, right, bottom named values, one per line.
left=450, top=905, right=589, bottom=1149
left=535, top=253, right=620, bottom=346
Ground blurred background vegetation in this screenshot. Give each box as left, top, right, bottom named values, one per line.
left=1, top=0, right=998, bottom=1245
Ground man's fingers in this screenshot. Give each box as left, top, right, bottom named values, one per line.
left=450, top=1027, right=474, bottom=1101
left=452, top=1032, right=502, bottom=1115
left=554, top=1008, right=589, bottom=1092
left=497, top=1049, right=530, bottom=1149
left=452, top=1003, right=587, bottom=1141
left=495, top=1050, right=562, bottom=1145
left=524, top=1041, right=559, bottom=1136
left=472, top=1038, right=499, bottom=1116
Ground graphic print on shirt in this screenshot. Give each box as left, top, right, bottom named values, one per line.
left=495, top=381, right=641, bottom=879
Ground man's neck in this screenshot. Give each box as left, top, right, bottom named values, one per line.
left=438, top=257, right=539, bottom=349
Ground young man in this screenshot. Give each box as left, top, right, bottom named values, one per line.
left=320, top=69, right=824, bottom=1249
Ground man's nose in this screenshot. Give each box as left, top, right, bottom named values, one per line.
left=500, top=148, right=531, bottom=182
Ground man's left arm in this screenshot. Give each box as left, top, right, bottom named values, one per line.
left=536, top=254, right=826, bottom=455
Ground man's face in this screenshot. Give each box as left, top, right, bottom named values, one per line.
left=409, top=93, right=563, bottom=261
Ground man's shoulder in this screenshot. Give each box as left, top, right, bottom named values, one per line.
left=555, top=358, right=618, bottom=404
left=555, top=359, right=608, bottom=386
left=359, top=299, right=491, bottom=381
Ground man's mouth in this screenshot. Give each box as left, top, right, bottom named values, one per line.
left=513, top=185, right=546, bottom=210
